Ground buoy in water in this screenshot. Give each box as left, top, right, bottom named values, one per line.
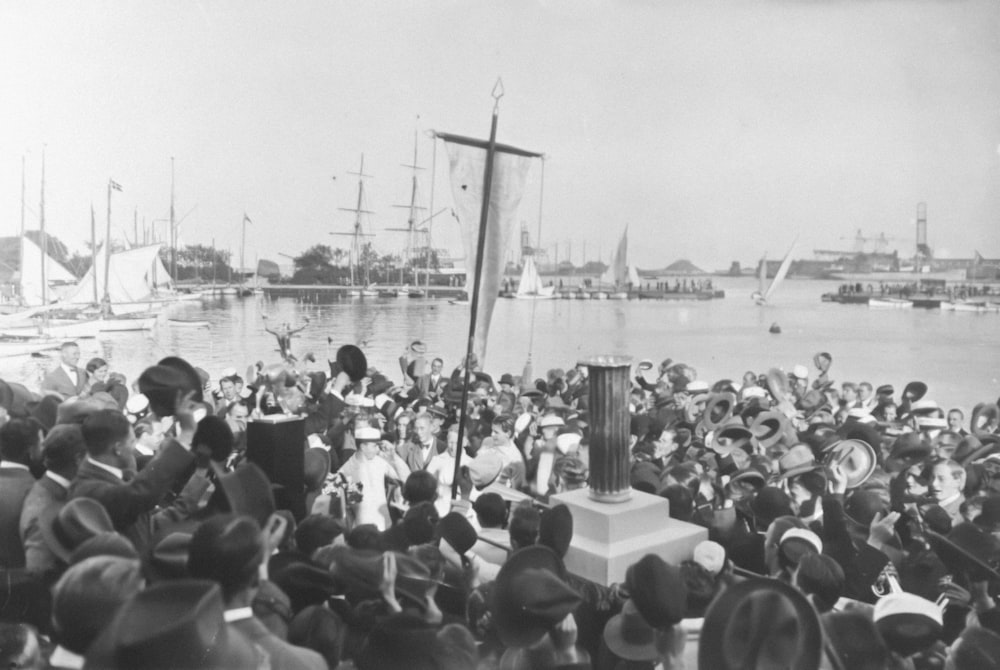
left=769, top=322, right=782, bottom=334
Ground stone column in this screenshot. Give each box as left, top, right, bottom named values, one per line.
left=581, top=355, right=632, bottom=503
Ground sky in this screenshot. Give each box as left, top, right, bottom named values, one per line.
left=1, top=0, right=999, bottom=273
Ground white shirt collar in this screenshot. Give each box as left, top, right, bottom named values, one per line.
left=45, top=470, right=72, bottom=488
left=938, top=492, right=963, bottom=508
left=0, top=461, right=30, bottom=471
left=48, top=646, right=84, bottom=669
left=62, top=363, right=79, bottom=378
left=223, top=607, right=254, bottom=623
left=87, top=456, right=124, bottom=480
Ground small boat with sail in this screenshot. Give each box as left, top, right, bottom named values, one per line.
left=752, top=237, right=798, bottom=306
left=599, top=226, right=639, bottom=300
left=513, top=256, right=556, bottom=300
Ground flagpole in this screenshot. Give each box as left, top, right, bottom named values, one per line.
left=91, top=204, right=98, bottom=305
left=452, top=82, right=503, bottom=500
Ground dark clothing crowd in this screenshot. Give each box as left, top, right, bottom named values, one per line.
left=1, top=341, right=1000, bottom=669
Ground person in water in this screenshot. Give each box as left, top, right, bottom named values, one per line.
left=262, top=314, right=309, bottom=362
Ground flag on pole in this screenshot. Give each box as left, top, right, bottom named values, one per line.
left=109, top=180, right=122, bottom=192
left=438, top=132, right=540, bottom=364
left=243, top=212, right=252, bottom=224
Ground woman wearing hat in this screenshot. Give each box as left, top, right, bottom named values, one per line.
left=337, top=426, right=410, bottom=530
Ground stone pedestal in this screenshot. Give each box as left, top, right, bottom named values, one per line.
left=552, top=487, right=708, bottom=586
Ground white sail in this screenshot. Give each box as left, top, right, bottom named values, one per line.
left=515, top=256, right=555, bottom=298
left=18, top=236, right=77, bottom=306
left=761, top=239, right=797, bottom=303
left=600, top=225, right=629, bottom=287
left=59, top=244, right=167, bottom=305
left=628, top=264, right=641, bottom=287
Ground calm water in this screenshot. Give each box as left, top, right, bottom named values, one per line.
left=3, top=276, right=998, bottom=414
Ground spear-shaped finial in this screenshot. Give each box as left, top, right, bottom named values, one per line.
left=492, top=78, right=504, bottom=110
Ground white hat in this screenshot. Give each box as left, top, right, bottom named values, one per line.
left=916, top=416, right=948, bottom=430
left=910, top=399, right=941, bottom=414
left=692, top=540, right=726, bottom=575
left=125, top=394, right=149, bottom=414
left=873, top=592, right=942, bottom=626
left=354, top=426, right=381, bottom=441
left=779, top=528, right=823, bottom=555
left=741, top=386, right=768, bottom=400
left=514, top=412, right=534, bottom=435
left=539, top=414, right=566, bottom=429
left=556, top=432, right=582, bottom=455
left=220, top=367, right=237, bottom=379
left=687, top=380, right=709, bottom=393
left=792, top=365, right=809, bottom=380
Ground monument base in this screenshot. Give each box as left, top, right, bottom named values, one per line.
left=551, top=487, right=708, bottom=586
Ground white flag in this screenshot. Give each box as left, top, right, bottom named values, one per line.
left=440, top=134, right=538, bottom=364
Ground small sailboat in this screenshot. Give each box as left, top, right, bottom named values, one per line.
left=753, top=237, right=798, bottom=306
left=600, top=226, right=637, bottom=299
left=513, top=256, right=556, bottom=300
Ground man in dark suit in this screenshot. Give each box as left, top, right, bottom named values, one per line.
left=0, top=418, right=42, bottom=568
left=416, top=357, right=446, bottom=400
left=187, top=514, right=326, bottom=670
left=396, top=413, right=446, bottom=472
left=20, top=423, right=86, bottom=574
left=69, top=402, right=197, bottom=555
left=40, top=341, right=88, bottom=399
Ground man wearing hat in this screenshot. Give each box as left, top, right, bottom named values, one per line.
left=68, top=398, right=199, bottom=554
left=19, top=424, right=86, bottom=574
left=40, top=341, right=88, bottom=399
left=187, top=514, right=326, bottom=670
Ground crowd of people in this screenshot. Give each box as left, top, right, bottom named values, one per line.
left=1, top=338, right=1000, bottom=669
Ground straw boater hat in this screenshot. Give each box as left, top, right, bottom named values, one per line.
left=749, top=410, right=789, bottom=450
left=823, top=439, right=877, bottom=490
left=872, top=592, right=944, bottom=658
left=701, top=392, right=737, bottom=432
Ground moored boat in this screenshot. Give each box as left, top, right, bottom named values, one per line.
left=167, top=318, right=210, bottom=328
left=868, top=297, right=913, bottom=309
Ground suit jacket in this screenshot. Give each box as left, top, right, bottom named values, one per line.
left=396, top=437, right=445, bottom=472
left=19, top=474, right=68, bottom=574
left=0, top=468, right=36, bottom=568
left=228, top=616, right=326, bottom=670
left=416, top=373, right=446, bottom=399
left=68, top=440, right=194, bottom=555
left=40, top=366, right=87, bottom=399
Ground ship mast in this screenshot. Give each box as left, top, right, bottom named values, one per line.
left=332, top=154, right=374, bottom=287
left=387, top=127, right=427, bottom=284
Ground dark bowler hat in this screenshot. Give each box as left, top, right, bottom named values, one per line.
left=699, top=577, right=822, bottom=670
left=603, top=599, right=662, bottom=662
left=750, top=487, right=794, bottom=528
left=157, top=356, right=204, bottom=402
left=492, top=545, right=582, bottom=648
left=844, top=489, right=889, bottom=528
left=538, top=504, right=573, bottom=560
left=271, top=560, right=341, bottom=614
left=624, top=553, right=687, bottom=629
left=41, top=497, right=115, bottom=563
left=903, top=381, right=928, bottom=402
left=499, top=373, right=515, bottom=386
left=335, top=344, right=368, bottom=381
left=889, top=432, right=933, bottom=468
left=927, top=522, right=1000, bottom=582
left=213, top=462, right=276, bottom=527
left=872, top=592, right=944, bottom=657
left=85, top=580, right=259, bottom=669
left=437, top=512, right=478, bottom=556
left=137, top=365, right=190, bottom=417
left=876, top=384, right=895, bottom=398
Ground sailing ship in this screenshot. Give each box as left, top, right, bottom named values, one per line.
left=333, top=154, right=376, bottom=296
left=513, top=255, right=556, bottom=300
left=752, top=237, right=798, bottom=306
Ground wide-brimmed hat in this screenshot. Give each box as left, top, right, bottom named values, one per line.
left=888, top=432, right=933, bottom=468
left=729, top=466, right=767, bottom=489
left=872, top=592, right=943, bottom=657
left=624, top=553, right=687, bottom=629
left=42, top=497, right=115, bottom=563
left=824, top=439, right=877, bottom=489
left=764, top=368, right=792, bottom=401
left=701, top=392, right=737, bottom=432
left=927, top=522, right=1000, bottom=582
left=750, top=410, right=789, bottom=449
left=539, top=413, right=566, bottom=429
left=492, top=545, right=581, bottom=648
left=710, top=420, right=754, bottom=455
left=699, top=577, right=822, bottom=670
left=603, top=599, right=661, bottom=661
left=437, top=512, right=478, bottom=556
left=85, top=580, right=259, bottom=669
left=213, top=462, right=276, bottom=527
left=902, top=381, right=928, bottom=402
left=972, top=402, right=1000, bottom=436
left=777, top=444, right=820, bottom=480
left=538, top=504, right=573, bottom=560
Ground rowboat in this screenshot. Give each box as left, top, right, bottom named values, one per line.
left=0, top=340, right=62, bottom=358
left=98, top=316, right=158, bottom=332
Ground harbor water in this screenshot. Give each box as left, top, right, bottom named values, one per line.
left=2, top=276, right=997, bottom=413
